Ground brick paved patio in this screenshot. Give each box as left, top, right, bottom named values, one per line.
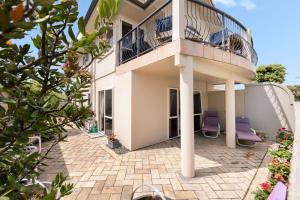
left=39, top=129, right=270, bottom=200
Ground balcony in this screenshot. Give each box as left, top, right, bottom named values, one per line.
left=118, top=0, right=258, bottom=66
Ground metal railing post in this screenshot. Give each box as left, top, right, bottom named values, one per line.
left=119, top=40, right=122, bottom=64
left=136, top=27, right=140, bottom=57
left=221, top=14, right=226, bottom=50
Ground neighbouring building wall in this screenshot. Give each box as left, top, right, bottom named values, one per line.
left=207, top=90, right=245, bottom=131
left=131, top=71, right=208, bottom=150
left=244, top=83, right=295, bottom=140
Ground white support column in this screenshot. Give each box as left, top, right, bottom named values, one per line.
left=179, top=56, right=195, bottom=178
left=172, top=0, right=186, bottom=41
left=225, top=79, right=236, bottom=148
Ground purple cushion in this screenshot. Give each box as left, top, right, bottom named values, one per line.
left=204, top=117, right=218, bottom=126
left=236, top=117, right=251, bottom=132
left=202, top=125, right=218, bottom=132
left=236, top=131, right=262, bottom=142
left=205, top=111, right=218, bottom=117
left=267, top=182, right=287, bottom=200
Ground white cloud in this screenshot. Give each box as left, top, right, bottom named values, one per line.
left=213, top=0, right=256, bottom=11
left=240, top=0, right=256, bottom=11
left=213, top=0, right=237, bottom=7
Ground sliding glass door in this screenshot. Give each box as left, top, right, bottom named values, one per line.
left=98, top=89, right=113, bottom=135
left=168, top=89, right=202, bottom=138
left=168, top=89, right=179, bottom=138
left=194, top=91, right=202, bottom=132
left=104, top=89, right=113, bottom=135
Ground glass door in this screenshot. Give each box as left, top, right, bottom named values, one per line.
left=98, top=89, right=113, bottom=135
left=194, top=91, right=202, bottom=132
left=168, top=89, right=202, bottom=138
left=104, top=89, right=113, bottom=135
left=98, top=91, right=105, bottom=132
left=169, top=89, right=179, bottom=138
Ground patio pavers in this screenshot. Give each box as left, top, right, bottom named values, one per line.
left=39, top=129, right=270, bottom=200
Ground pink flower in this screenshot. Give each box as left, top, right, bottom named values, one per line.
left=260, top=182, right=270, bottom=191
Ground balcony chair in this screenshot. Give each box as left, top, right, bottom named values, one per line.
left=202, top=111, right=221, bottom=138
left=185, top=25, right=203, bottom=42
left=137, top=28, right=152, bottom=55
left=121, top=33, right=136, bottom=62
left=155, top=16, right=172, bottom=43
left=236, top=117, right=262, bottom=147
left=209, top=29, right=243, bottom=56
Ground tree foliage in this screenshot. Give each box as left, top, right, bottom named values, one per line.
left=0, top=0, right=120, bottom=199
left=256, top=64, right=287, bottom=84
left=287, top=85, right=300, bottom=101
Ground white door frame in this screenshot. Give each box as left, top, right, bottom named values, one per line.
left=98, top=89, right=113, bottom=134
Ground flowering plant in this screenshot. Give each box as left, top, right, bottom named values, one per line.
left=107, top=133, right=117, bottom=141
left=254, top=128, right=293, bottom=200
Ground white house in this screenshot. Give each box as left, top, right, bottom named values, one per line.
left=82, top=0, right=295, bottom=178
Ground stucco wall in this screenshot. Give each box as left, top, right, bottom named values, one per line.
left=244, top=84, right=295, bottom=140
left=207, top=90, right=245, bottom=131
left=131, top=71, right=208, bottom=150
left=113, top=71, right=133, bottom=149
left=207, top=84, right=295, bottom=140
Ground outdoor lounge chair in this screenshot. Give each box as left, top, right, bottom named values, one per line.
left=267, top=181, right=287, bottom=200
left=236, top=117, right=262, bottom=146
left=202, top=111, right=220, bottom=138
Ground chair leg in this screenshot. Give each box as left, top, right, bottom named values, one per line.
left=236, top=137, right=255, bottom=147
left=202, top=131, right=219, bottom=139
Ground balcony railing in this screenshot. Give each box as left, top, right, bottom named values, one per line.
left=118, top=0, right=258, bottom=65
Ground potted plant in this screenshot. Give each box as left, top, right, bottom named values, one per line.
left=107, top=133, right=121, bottom=149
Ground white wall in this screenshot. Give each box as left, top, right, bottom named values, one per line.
left=131, top=71, right=208, bottom=150
left=114, top=71, right=133, bottom=149
left=244, top=83, right=295, bottom=140
left=207, top=83, right=295, bottom=140
left=207, top=90, right=245, bottom=130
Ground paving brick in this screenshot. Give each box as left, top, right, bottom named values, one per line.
left=174, top=191, right=197, bottom=199
left=102, top=186, right=123, bottom=194
left=75, top=181, right=96, bottom=188
left=40, top=129, right=270, bottom=200
left=76, top=187, right=92, bottom=200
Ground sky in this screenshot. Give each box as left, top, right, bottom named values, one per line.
left=19, top=0, right=300, bottom=85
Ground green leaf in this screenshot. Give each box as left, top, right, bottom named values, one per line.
left=68, top=26, right=76, bottom=41
left=61, top=32, right=69, bottom=46
left=78, top=17, right=86, bottom=35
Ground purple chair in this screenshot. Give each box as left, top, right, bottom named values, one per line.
left=267, top=182, right=287, bottom=200
left=202, top=111, right=220, bottom=138
left=236, top=117, right=262, bottom=146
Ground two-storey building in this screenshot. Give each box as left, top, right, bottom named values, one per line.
left=84, top=0, right=259, bottom=177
